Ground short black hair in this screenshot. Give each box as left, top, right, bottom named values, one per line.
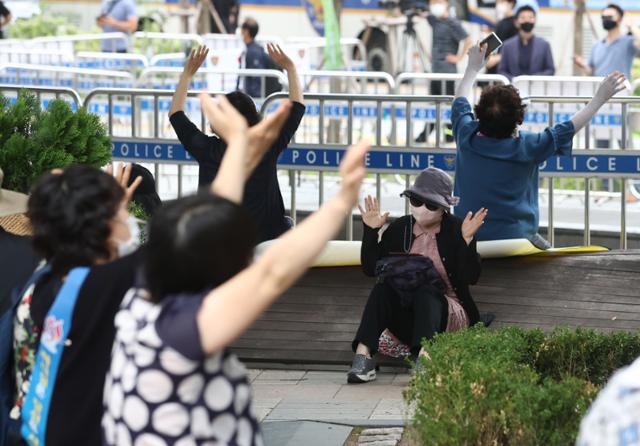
left=27, top=164, right=124, bottom=274
left=604, top=4, right=624, bottom=18
left=144, top=193, right=256, bottom=303
left=224, top=91, right=262, bottom=127
left=474, top=85, right=526, bottom=139
left=515, top=5, right=536, bottom=18
left=241, top=18, right=259, bottom=39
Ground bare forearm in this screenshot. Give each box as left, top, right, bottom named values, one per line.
left=169, top=73, right=192, bottom=116
left=458, top=37, right=472, bottom=60
left=197, top=196, right=351, bottom=354
left=210, top=136, right=248, bottom=203
left=285, top=65, right=303, bottom=104
left=112, top=17, right=138, bottom=33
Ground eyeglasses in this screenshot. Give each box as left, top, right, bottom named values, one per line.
left=408, top=196, right=440, bottom=211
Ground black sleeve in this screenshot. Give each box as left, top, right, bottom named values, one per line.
left=169, top=111, right=222, bottom=163
left=456, top=233, right=481, bottom=285
left=272, top=101, right=306, bottom=156
left=361, top=225, right=383, bottom=277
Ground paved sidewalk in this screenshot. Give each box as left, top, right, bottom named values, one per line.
left=249, top=369, right=411, bottom=425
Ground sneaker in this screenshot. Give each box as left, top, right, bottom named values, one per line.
left=347, top=354, right=377, bottom=384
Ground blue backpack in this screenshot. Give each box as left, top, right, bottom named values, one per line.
left=0, top=265, right=50, bottom=446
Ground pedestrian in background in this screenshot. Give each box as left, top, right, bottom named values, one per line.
left=96, top=0, right=139, bottom=53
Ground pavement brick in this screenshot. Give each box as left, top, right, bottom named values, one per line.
left=248, top=369, right=263, bottom=383
left=370, top=399, right=408, bottom=421
left=266, top=401, right=377, bottom=421
left=333, top=383, right=406, bottom=401
left=255, top=370, right=306, bottom=383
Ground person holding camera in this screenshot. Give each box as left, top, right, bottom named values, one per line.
left=96, top=0, right=139, bottom=53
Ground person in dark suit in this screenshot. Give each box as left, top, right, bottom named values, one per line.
left=497, top=5, right=555, bottom=80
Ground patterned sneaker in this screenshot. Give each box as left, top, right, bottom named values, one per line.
left=347, top=354, right=377, bottom=384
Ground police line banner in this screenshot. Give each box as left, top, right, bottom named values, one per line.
left=111, top=139, right=640, bottom=177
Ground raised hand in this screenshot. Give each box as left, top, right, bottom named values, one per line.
left=338, top=141, right=370, bottom=210
left=245, top=101, right=293, bottom=176
left=200, top=93, right=248, bottom=142
left=357, top=195, right=390, bottom=229
left=595, top=71, right=627, bottom=100
left=467, top=43, right=488, bottom=72
left=183, top=46, right=209, bottom=78
left=267, top=43, right=294, bottom=71
left=105, top=162, right=143, bottom=203
left=461, top=208, right=488, bottom=245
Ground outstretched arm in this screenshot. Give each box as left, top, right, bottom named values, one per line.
left=455, top=43, right=487, bottom=99
left=197, top=141, right=369, bottom=355
left=570, top=72, right=626, bottom=132
left=267, top=43, right=304, bottom=104
left=169, top=46, right=209, bottom=117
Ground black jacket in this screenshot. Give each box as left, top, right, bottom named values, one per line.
left=360, top=213, right=481, bottom=325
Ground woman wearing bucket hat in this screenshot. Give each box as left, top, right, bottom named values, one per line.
left=348, top=167, right=488, bottom=384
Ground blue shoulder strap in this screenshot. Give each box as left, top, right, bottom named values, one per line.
left=20, top=267, right=90, bottom=446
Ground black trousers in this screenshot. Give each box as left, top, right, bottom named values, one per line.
left=352, top=282, right=448, bottom=356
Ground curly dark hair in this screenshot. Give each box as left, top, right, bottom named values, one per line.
left=474, top=85, right=526, bottom=139
left=144, top=193, right=256, bottom=303
left=27, top=165, right=124, bottom=274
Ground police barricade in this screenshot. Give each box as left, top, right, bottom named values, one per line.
left=30, top=33, right=129, bottom=54
left=83, top=88, right=224, bottom=198
left=132, top=32, right=202, bottom=57
left=299, top=70, right=396, bottom=94
left=0, top=64, right=134, bottom=96
left=75, top=52, right=149, bottom=72
left=84, top=89, right=640, bottom=248
left=135, top=67, right=288, bottom=102
left=285, top=37, right=367, bottom=71
left=395, top=73, right=510, bottom=101
left=0, top=48, right=73, bottom=66
left=0, top=84, right=81, bottom=111
left=149, top=53, right=186, bottom=68
left=202, top=34, right=284, bottom=52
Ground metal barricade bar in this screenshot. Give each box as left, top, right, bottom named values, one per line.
left=299, top=70, right=396, bottom=94
left=75, top=88, right=640, bottom=249
left=0, top=84, right=81, bottom=109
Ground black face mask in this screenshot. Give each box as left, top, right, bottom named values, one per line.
left=602, top=16, right=618, bottom=30
left=520, top=22, right=535, bottom=32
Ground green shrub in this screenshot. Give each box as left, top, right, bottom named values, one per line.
left=0, top=90, right=112, bottom=193
left=405, top=325, right=640, bottom=446
left=9, top=14, right=79, bottom=39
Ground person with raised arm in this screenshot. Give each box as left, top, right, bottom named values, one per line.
left=348, top=169, right=486, bottom=384
left=169, top=45, right=305, bottom=243
left=102, top=93, right=369, bottom=445
left=453, top=43, right=626, bottom=248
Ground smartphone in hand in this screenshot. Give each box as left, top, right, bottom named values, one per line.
left=480, top=32, right=503, bottom=57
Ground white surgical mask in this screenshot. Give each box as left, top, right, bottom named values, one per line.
left=116, top=215, right=141, bottom=257
left=410, top=204, right=443, bottom=227
left=430, top=3, right=447, bottom=18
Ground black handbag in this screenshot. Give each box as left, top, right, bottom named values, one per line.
left=375, top=254, right=446, bottom=308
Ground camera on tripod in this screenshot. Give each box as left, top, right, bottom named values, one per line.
left=377, top=0, right=427, bottom=14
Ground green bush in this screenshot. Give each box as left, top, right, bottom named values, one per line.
left=9, top=14, right=79, bottom=39
left=0, top=90, right=112, bottom=193
left=405, top=325, right=640, bottom=446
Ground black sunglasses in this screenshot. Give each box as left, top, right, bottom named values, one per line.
left=408, top=196, right=440, bottom=211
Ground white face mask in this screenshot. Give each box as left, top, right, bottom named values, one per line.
left=430, top=3, right=447, bottom=18
left=410, top=204, right=443, bottom=227
left=496, top=2, right=509, bottom=19
left=116, top=215, right=141, bottom=257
